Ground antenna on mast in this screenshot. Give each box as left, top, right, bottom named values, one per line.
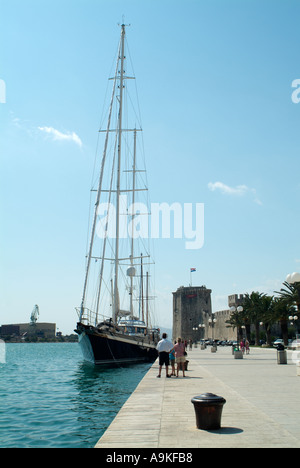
left=118, top=16, right=131, bottom=28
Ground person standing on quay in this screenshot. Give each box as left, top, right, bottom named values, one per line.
left=174, top=337, right=186, bottom=378
left=156, top=333, right=174, bottom=378
left=169, top=347, right=176, bottom=376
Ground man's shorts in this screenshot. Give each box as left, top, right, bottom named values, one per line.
left=159, top=351, right=169, bottom=366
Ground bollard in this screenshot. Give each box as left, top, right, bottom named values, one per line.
left=277, top=349, right=287, bottom=364
left=191, top=393, right=226, bottom=430
left=234, top=349, right=243, bottom=359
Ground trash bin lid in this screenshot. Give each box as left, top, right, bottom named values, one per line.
left=191, top=393, right=226, bottom=404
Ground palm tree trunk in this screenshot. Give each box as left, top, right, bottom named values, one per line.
left=254, top=322, right=260, bottom=346
left=246, top=323, right=251, bottom=342
left=280, top=319, right=289, bottom=346
left=265, top=323, right=272, bottom=346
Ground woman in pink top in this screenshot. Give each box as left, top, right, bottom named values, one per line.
left=174, top=337, right=186, bottom=377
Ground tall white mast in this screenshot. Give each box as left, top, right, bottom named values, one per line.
left=79, top=23, right=151, bottom=326
left=129, top=129, right=137, bottom=317
left=79, top=30, right=120, bottom=323
left=113, top=23, right=126, bottom=323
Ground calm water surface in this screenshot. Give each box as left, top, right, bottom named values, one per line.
left=0, top=343, right=151, bottom=448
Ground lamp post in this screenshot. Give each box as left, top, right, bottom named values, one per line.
left=288, top=315, right=299, bottom=325
left=229, top=305, right=244, bottom=359
left=286, top=272, right=300, bottom=315
left=193, top=324, right=206, bottom=344
left=208, top=317, right=217, bottom=341
left=208, top=317, right=217, bottom=352
left=230, top=305, right=243, bottom=348
left=197, top=324, right=206, bottom=350
left=286, top=272, right=300, bottom=284
left=199, top=323, right=205, bottom=341
left=288, top=315, right=299, bottom=341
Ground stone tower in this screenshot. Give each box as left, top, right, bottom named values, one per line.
left=172, top=286, right=212, bottom=342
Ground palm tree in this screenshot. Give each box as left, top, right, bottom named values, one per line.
left=257, top=295, right=274, bottom=346
left=275, top=281, right=300, bottom=342
left=242, top=292, right=273, bottom=346
left=271, top=296, right=297, bottom=345
left=225, top=309, right=243, bottom=343
left=275, top=281, right=300, bottom=314
left=259, top=296, right=274, bottom=346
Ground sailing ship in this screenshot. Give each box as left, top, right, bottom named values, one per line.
left=75, top=24, right=160, bottom=366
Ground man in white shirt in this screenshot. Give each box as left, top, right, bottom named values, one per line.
left=156, top=333, right=174, bottom=378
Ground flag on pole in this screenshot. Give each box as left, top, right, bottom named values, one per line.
left=190, top=267, right=196, bottom=286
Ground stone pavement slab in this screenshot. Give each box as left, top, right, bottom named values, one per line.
left=95, top=346, right=300, bottom=448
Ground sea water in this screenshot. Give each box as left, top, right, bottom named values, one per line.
left=0, top=342, right=152, bottom=448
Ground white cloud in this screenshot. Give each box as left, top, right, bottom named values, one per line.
left=208, top=181, right=247, bottom=196
left=38, top=126, right=82, bottom=147
left=208, top=181, right=262, bottom=205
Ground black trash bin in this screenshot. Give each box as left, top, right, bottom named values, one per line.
left=276, top=343, right=287, bottom=364
left=191, top=393, right=226, bottom=430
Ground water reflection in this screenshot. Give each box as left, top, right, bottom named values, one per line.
left=0, top=344, right=151, bottom=448
left=70, top=360, right=152, bottom=447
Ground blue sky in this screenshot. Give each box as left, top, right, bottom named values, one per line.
left=1, top=0, right=300, bottom=333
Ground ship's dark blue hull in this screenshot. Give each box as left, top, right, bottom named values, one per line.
left=76, top=323, right=158, bottom=367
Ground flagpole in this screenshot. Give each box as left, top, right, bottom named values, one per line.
left=190, top=268, right=196, bottom=286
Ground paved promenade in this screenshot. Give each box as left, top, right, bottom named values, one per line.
left=95, top=346, right=300, bottom=448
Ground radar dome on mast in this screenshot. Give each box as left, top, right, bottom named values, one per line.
left=126, top=267, right=136, bottom=277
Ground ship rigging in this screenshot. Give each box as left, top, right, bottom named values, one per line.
left=75, top=24, right=159, bottom=366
